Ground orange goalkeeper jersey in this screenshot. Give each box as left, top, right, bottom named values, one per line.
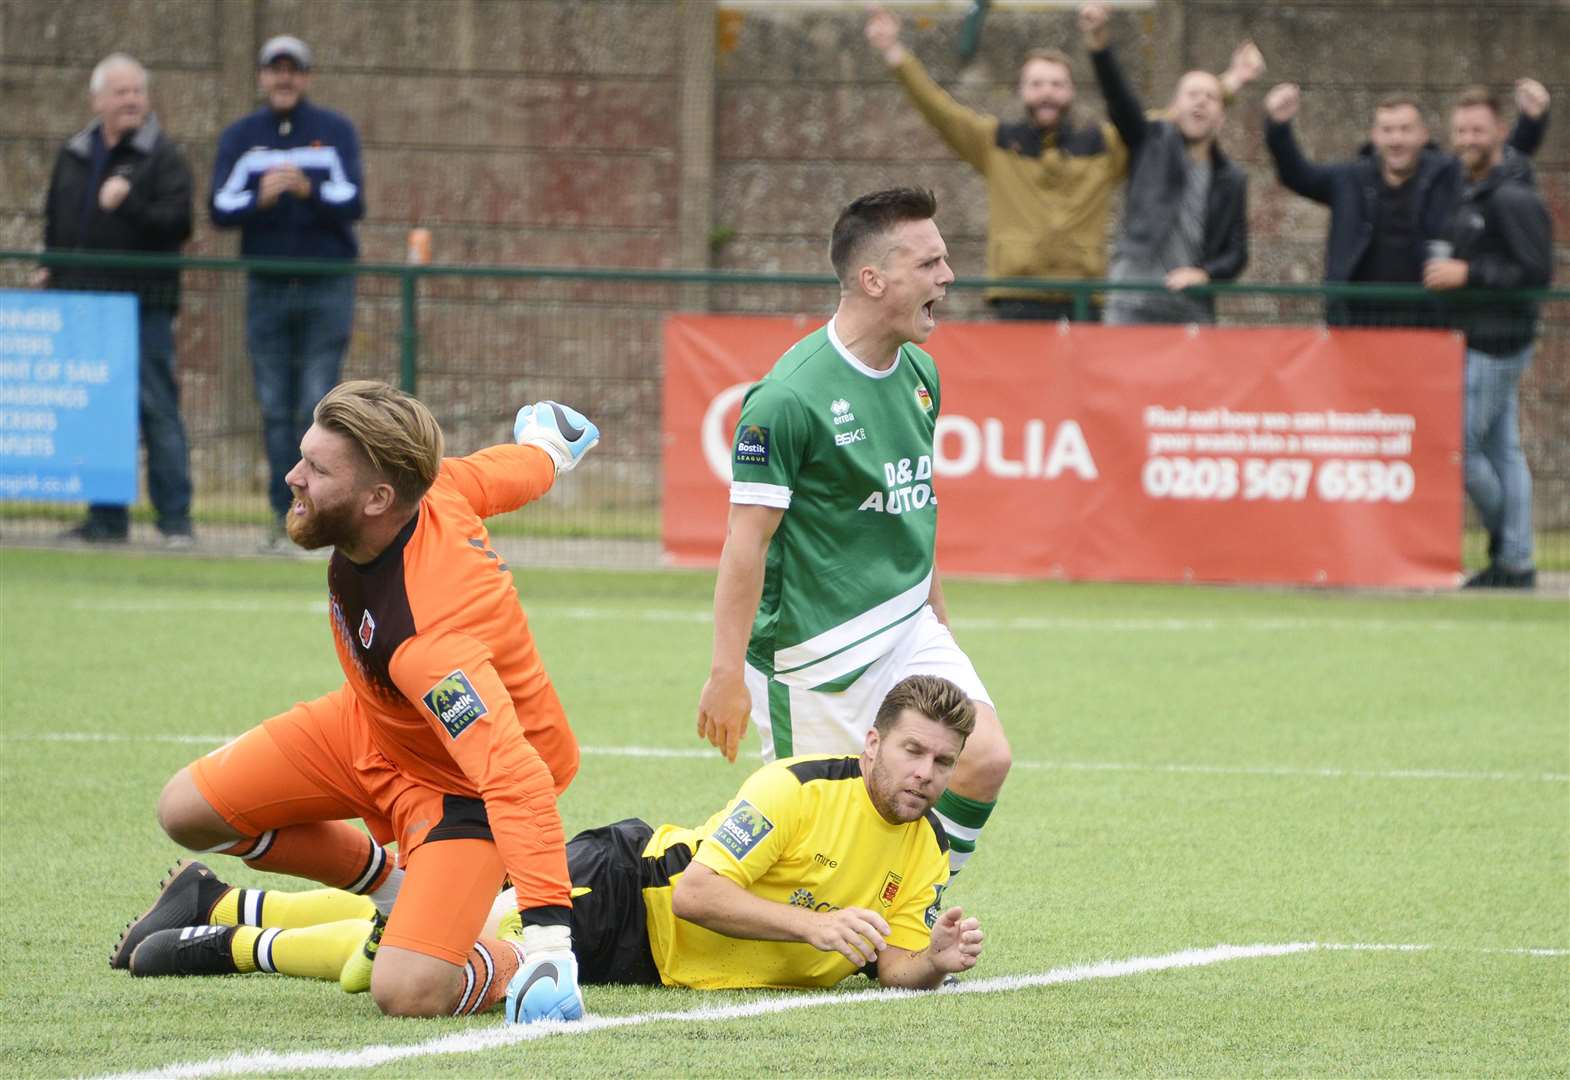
left=325, top=443, right=577, bottom=911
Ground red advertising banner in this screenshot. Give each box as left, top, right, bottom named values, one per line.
left=662, top=315, right=1464, bottom=588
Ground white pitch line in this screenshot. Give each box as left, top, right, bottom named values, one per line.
left=8, top=732, right=1566, bottom=783
left=1009, top=758, right=1570, bottom=784
left=61, top=597, right=1556, bottom=634
left=94, top=940, right=1569, bottom=1080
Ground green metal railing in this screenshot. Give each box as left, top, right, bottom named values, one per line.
left=18, top=248, right=1569, bottom=387
left=3, top=250, right=1567, bottom=571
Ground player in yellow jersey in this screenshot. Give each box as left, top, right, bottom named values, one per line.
left=120, top=675, right=985, bottom=1002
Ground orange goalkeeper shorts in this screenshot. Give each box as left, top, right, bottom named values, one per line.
left=189, top=686, right=508, bottom=964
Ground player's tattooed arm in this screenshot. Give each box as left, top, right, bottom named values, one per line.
left=876, top=907, right=983, bottom=989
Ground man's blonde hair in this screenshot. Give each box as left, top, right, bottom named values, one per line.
left=313, top=380, right=443, bottom=506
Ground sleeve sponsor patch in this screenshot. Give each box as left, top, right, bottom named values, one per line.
left=923, top=882, right=947, bottom=929
left=712, top=799, right=774, bottom=860
left=421, top=669, right=488, bottom=739
left=734, top=424, right=770, bottom=466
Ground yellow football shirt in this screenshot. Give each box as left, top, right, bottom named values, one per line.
left=640, top=755, right=951, bottom=990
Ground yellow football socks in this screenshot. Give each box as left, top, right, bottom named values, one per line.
left=210, top=886, right=376, bottom=929
left=229, top=919, right=373, bottom=980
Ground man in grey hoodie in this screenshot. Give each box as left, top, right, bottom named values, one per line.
left=1424, top=87, right=1553, bottom=590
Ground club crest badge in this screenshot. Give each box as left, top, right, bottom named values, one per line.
left=358, top=610, right=376, bottom=649
left=880, top=870, right=903, bottom=907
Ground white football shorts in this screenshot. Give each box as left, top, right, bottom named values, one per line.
left=744, top=605, right=992, bottom=761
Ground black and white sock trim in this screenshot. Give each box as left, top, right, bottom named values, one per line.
left=240, top=829, right=278, bottom=862
left=233, top=887, right=266, bottom=926
left=347, top=841, right=389, bottom=895
left=252, top=928, right=283, bottom=974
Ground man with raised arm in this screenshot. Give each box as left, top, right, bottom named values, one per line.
left=114, top=380, right=600, bottom=1024
left=866, top=3, right=1262, bottom=321
left=1263, top=75, right=1548, bottom=327
left=1079, top=3, right=1256, bottom=325
left=1425, top=88, right=1553, bottom=590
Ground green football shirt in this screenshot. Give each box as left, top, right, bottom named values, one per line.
left=730, top=318, right=942, bottom=687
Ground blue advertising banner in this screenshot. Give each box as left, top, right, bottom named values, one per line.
left=0, top=290, right=138, bottom=503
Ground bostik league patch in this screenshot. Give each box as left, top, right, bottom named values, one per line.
left=734, top=424, right=770, bottom=467
left=422, top=669, right=488, bottom=739
left=713, top=799, right=774, bottom=859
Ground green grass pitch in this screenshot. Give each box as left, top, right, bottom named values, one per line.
left=1, top=549, right=1565, bottom=1077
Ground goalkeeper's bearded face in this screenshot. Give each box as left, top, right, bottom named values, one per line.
left=283, top=424, right=376, bottom=551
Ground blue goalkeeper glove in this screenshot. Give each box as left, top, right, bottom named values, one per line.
left=513, top=401, right=600, bottom=474
left=503, top=923, right=584, bottom=1024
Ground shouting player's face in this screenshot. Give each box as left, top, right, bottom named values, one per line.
left=863, top=710, right=964, bottom=824
left=877, top=218, right=953, bottom=346
left=283, top=425, right=370, bottom=551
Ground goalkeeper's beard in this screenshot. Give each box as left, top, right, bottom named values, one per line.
left=285, top=491, right=359, bottom=551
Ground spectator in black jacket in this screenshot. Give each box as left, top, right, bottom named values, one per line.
left=1263, top=79, right=1548, bottom=327
left=1080, top=3, right=1256, bottom=325
left=41, top=53, right=195, bottom=546
left=1424, top=87, right=1553, bottom=590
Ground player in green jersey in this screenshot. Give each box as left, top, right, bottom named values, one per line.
left=697, top=188, right=1011, bottom=874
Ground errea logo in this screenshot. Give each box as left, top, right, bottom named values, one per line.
left=830, top=398, right=856, bottom=425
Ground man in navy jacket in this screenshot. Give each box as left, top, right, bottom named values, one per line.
left=211, top=35, right=365, bottom=549
left=1262, top=79, right=1547, bottom=328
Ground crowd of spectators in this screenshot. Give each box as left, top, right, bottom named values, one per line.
left=868, top=2, right=1552, bottom=586
left=34, top=11, right=1556, bottom=583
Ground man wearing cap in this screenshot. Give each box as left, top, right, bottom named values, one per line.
left=211, top=35, right=365, bottom=550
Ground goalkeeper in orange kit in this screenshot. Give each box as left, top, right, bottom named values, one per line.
left=112, top=381, right=599, bottom=1023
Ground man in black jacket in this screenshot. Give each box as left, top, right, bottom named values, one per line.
left=1263, top=79, right=1548, bottom=328
left=42, top=53, right=195, bottom=545
left=1080, top=3, right=1256, bottom=325
left=1424, top=88, right=1553, bottom=590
